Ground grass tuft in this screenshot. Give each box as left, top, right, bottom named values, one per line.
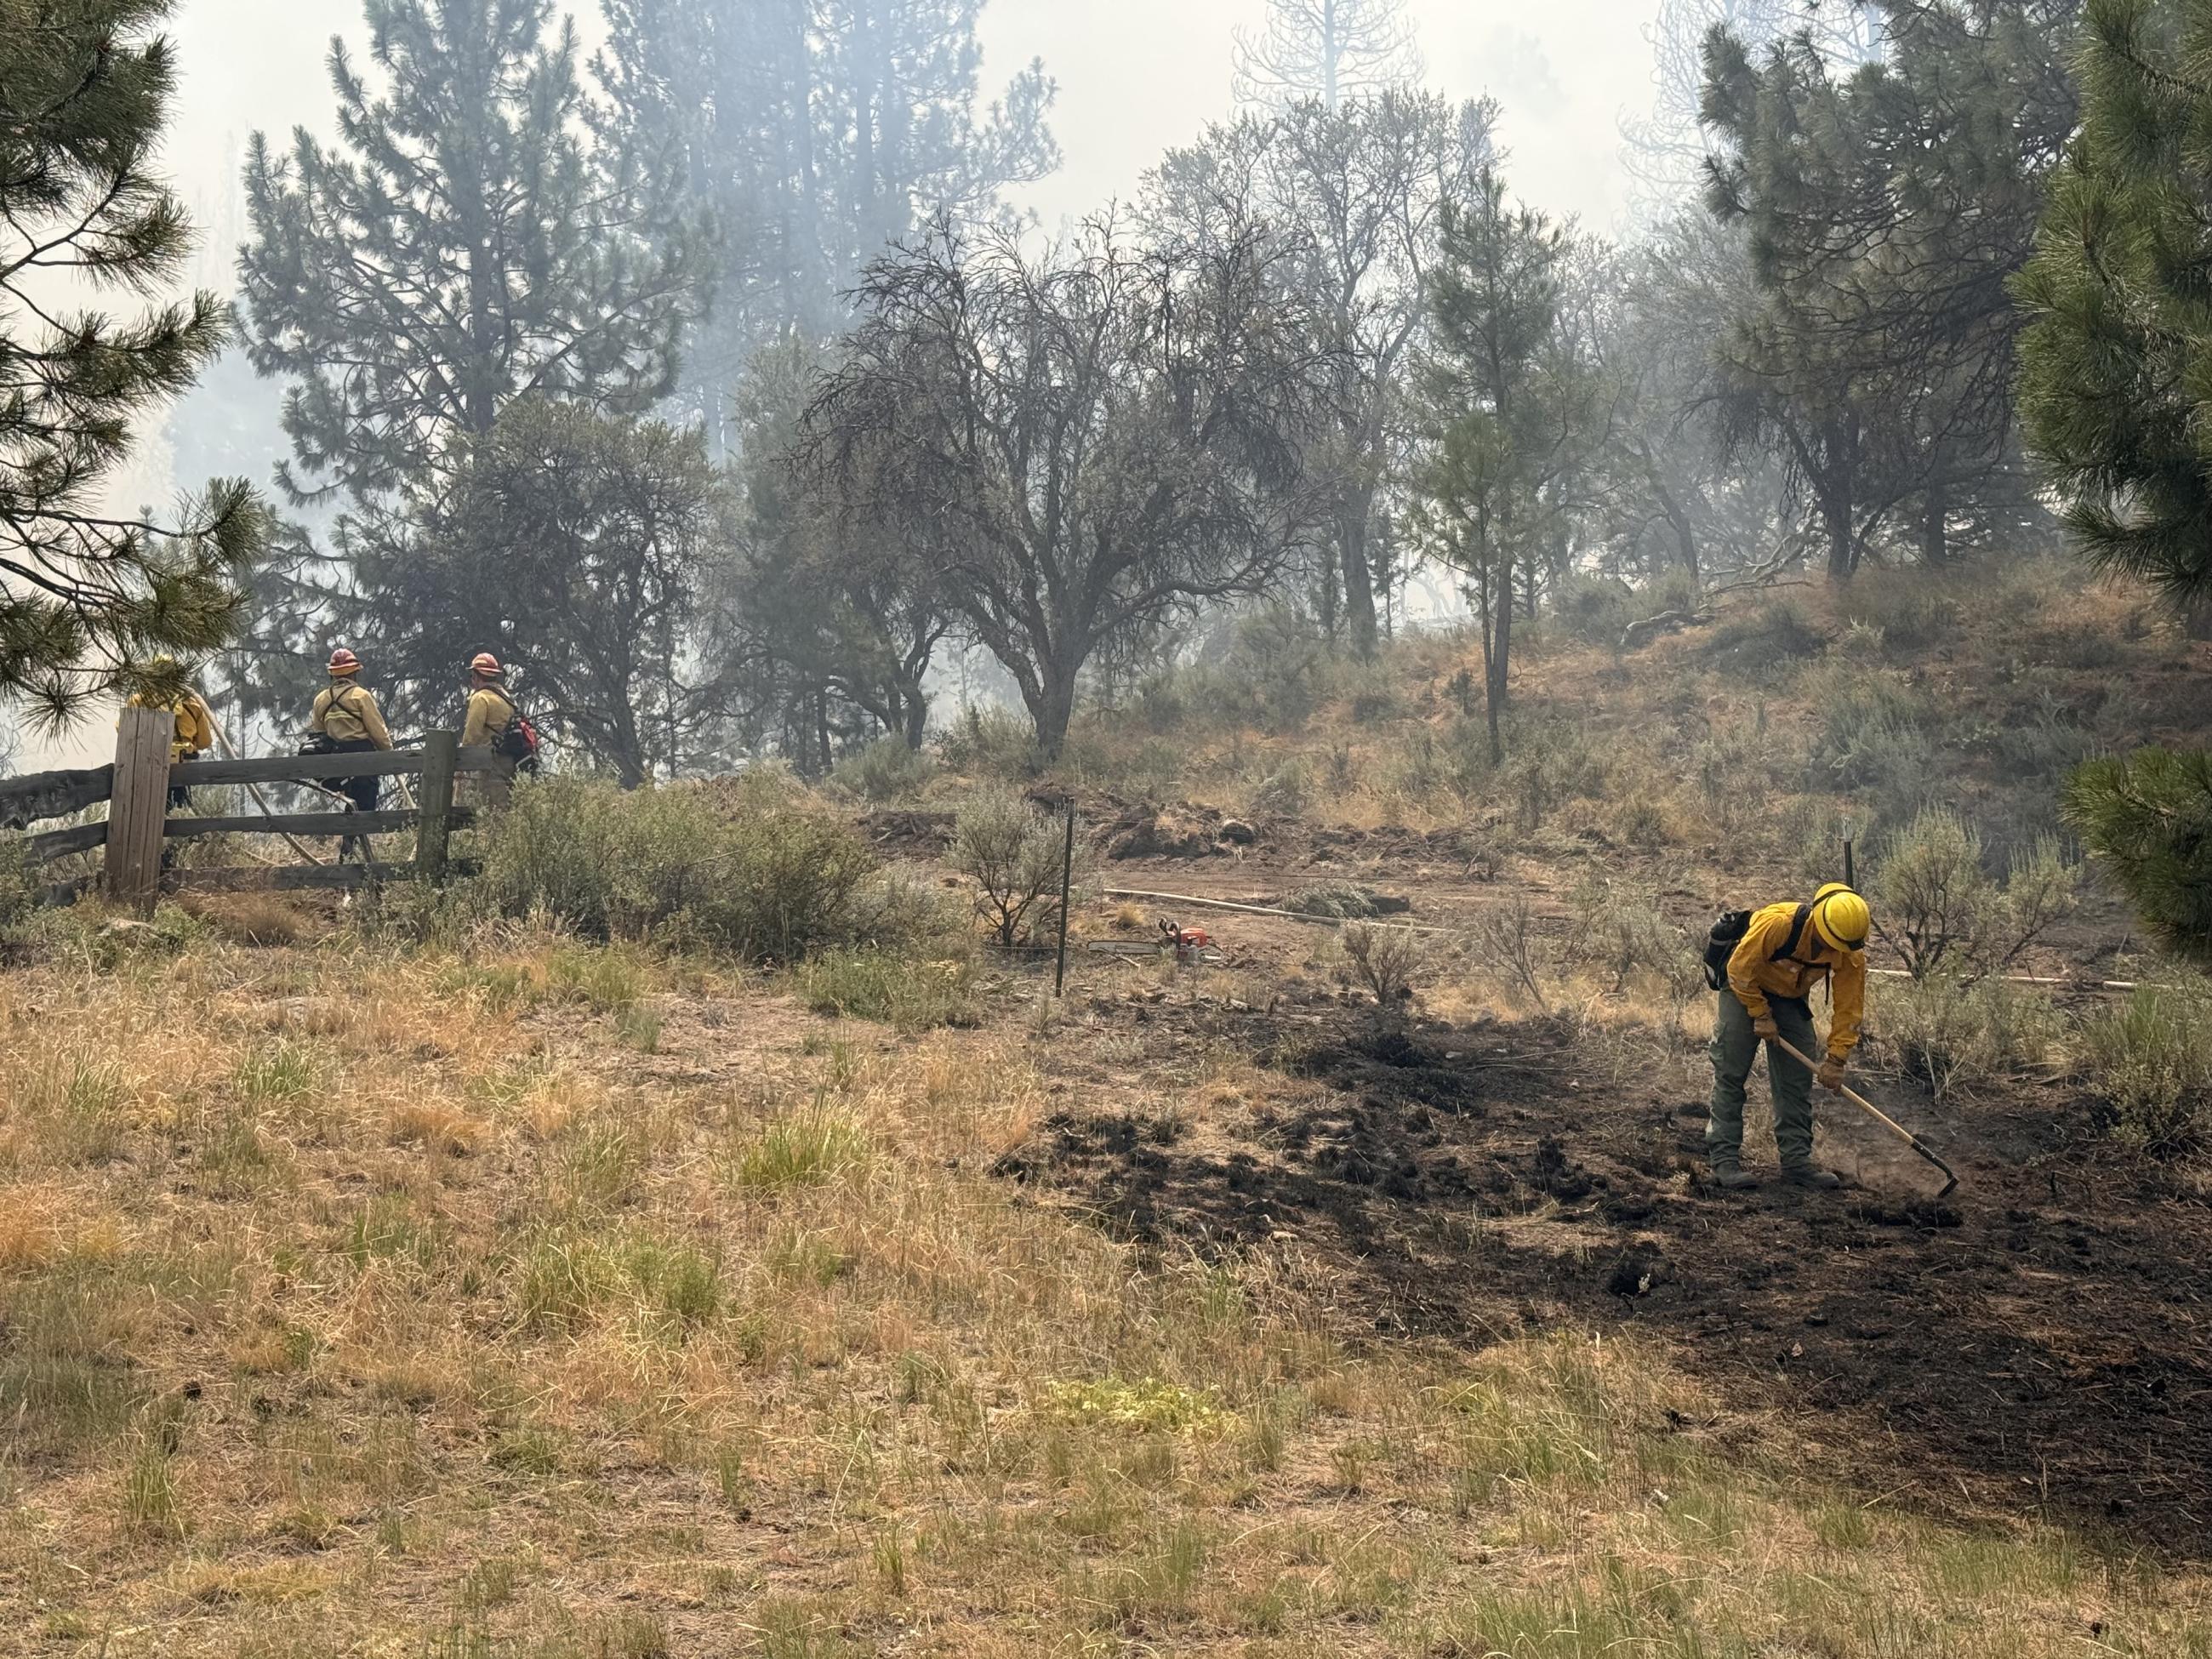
left=727, top=1099, right=869, bottom=1192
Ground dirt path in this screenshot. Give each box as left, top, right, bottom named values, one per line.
left=995, top=977, right=2212, bottom=1555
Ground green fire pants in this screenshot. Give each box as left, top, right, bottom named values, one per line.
left=1707, top=990, right=1819, bottom=1168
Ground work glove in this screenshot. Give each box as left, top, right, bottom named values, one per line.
left=1817, top=1056, right=1847, bottom=1092
left=1751, top=1015, right=1781, bottom=1042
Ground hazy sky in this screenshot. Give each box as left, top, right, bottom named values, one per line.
left=159, top=0, right=1663, bottom=258
left=14, top=0, right=1665, bottom=766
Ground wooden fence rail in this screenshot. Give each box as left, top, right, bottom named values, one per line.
left=1, top=708, right=510, bottom=912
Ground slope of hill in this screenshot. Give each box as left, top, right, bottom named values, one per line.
left=3, top=561, right=2210, bottom=1656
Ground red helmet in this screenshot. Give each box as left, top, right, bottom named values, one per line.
left=469, top=652, right=504, bottom=678
left=328, top=647, right=361, bottom=675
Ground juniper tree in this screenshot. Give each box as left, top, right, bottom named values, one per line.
left=1, top=0, right=270, bottom=726
left=714, top=333, right=949, bottom=767
left=397, top=399, right=727, bottom=786
left=1593, top=209, right=1795, bottom=592
left=237, top=0, right=710, bottom=724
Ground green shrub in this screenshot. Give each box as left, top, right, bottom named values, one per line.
left=951, top=788, right=1087, bottom=947
left=1340, top=921, right=1426, bottom=1041
left=1498, top=720, right=1607, bottom=832
left=1339, top=658, right=1406, bottom=724
left=1870, top=807, right=2079, bottom=982
left=938, top=706, right=1041, bottom=779
left=795, top=948, right=977, bottom=1031
left=2080, top=980, right=2212, bottom=1155
left=1692, top=716, right=1762, bottom=835
left=1382, top=719, right=1492, bottom=808
left=1567, top=876, right=1692, bottom=995
left=473, top=772, right=887, bottom=962
left=1247, top=756, right=1314, bottom=816
left=1223, top=604, right=1328, bottom=732
left=830, top=738, right=937, bottom=803
left=1880, top=977, right=2063, bottom=1101
left=1801, top=660, right=1941, bottom=804
left=1988, top=696, right=2098, bottom=783
left=1551, top=573, right=1637, bottom=646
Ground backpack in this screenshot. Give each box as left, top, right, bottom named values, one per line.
left=1701, top=904, right=1813, bottom=991
left=298, top=684, right=371, bottom=755
left=487, top=687, right=540, bottom=773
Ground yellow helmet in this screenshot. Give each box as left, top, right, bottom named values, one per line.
left=1811, top=883, right=1869, bottom=952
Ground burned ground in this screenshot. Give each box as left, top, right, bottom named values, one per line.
left=997, top=981, right=2212, bottom=1556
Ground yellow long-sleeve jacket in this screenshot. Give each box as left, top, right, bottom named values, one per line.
left=124, top=690, right=216, bottom=762
left=1726, top=902, right=1866, bottom=1060
left=460, top=686, right=514, bottom=749
left=311, top=680, right=392, bottom=748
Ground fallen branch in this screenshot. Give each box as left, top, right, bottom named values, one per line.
left=1619, top=609, right=1716, bottom=651
left=1103, top=887, right=1448, bottom=934
left=1866, top=966, right=2175, bottom=995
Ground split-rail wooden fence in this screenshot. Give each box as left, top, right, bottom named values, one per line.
left=2, top=706, right=511, bottom=913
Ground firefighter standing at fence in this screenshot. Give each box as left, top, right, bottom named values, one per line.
left=308, top=647, right=392, bottom=860
left=123, top=657, right=215, bottom=812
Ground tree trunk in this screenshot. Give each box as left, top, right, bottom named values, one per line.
left=1339, top=503, right=1379, bottom=660
left=1486, top=554, right=1512, bottom=766
left=1818, top=417, right=1861, bottom=580
left=1919, top=474, right=1950, bottom=567
left=1822, top=493, right=1857, bottom=581
left=1314, top=550, right=1340, bottom=647
left=1031, top=660, right=1079, bottom=761
left=1646, top=454, right=1700, bottom=596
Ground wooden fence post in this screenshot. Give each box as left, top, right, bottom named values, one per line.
left=105, top=706, right=173, bottom=914
left=415, top=731, right=458, bottom=878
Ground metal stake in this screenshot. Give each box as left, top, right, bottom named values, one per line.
left=1054, top=797, right=1075, bottom=997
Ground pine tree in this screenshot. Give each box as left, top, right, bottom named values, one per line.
left=1231, top=0, right=1422, bottom=110
left=592, top=0, right=1058, bottom=448
left=1, top=0, right=271, bottom=726
left=1411, top=169, right=1600, bottom=763
left=2062, top=751, right=2212, bottom=965
left=2016, top=0, right=2212, bottom=616
left=237, top=0, right=710, bottom=721
left=2022, top=0, right=2212, bottom=960
left=1703, top=1, right=2078, bottom=577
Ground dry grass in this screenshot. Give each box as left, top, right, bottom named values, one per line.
left=2, top=922, right=2207, bottom=1657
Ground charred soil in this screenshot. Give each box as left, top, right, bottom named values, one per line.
left=998, top=990, right=2212, bottom=1555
